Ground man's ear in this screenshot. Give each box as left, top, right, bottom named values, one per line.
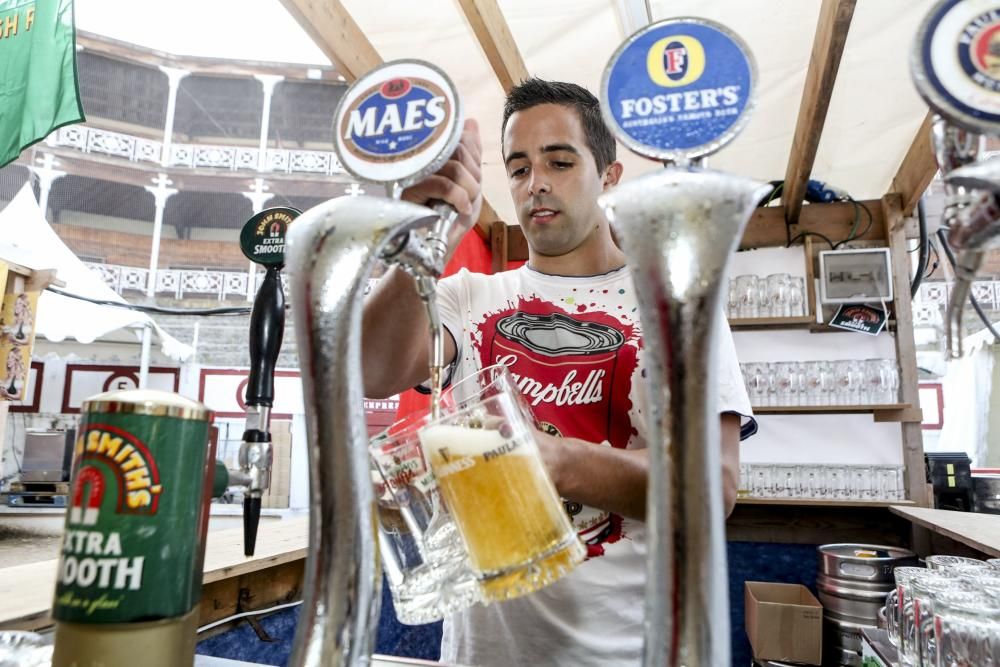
left=603, top=161, right=624, bottom=190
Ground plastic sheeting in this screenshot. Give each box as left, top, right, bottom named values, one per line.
left=0, top=184, right=193, bottom=360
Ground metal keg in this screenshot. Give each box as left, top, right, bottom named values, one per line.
left=817, top=544, right=916, bottom=665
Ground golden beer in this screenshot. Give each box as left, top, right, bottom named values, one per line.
left=419, top=423, right=584, bottom=600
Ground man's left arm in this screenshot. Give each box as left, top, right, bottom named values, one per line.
left=535, top=411, right=742, bottom=521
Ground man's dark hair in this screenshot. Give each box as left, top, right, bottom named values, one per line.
left=501, top=78, right=616, bottom=174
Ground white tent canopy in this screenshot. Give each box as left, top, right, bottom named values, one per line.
left=0, top=184, right=193, bottom=361
left=75, top=0, right=935, bottom=226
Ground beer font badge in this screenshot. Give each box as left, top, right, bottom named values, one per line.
left=829, top=303, right=888, bottom=336
left=239, top=206, right=301, bottom=267
left=601, top=18, right=757, bottom=161
left=54, top=397, right=213, bottom=624
left=334, top=59, right=463, bottom=187
left=913, top=0, right=1000, bottom=133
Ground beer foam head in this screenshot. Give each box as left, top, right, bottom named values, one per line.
left=418, top=424, right=527, bottom=459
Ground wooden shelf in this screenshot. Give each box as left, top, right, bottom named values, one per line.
left=754, top=403, right=910, bottom=414
left=737, top=498, right=916, bottom=508
left=890, top=506, right=1000, bottom=557
left=729, top=315, right=816, bottom=330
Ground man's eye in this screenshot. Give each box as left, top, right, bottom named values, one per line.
left=553, top=161, right=573, bottom=169
left=510, top=166, right=528, bottom=177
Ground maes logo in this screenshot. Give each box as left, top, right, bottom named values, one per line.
left=959, top=10, right=1000, bottom=92
left=647, top=35, right=705, bottom=87
left=340, top=77, right=451, bottom=161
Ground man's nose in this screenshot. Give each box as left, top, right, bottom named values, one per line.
left=528, top=171, right=551, bottom=196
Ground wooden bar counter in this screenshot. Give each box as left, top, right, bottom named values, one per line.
left=0, top=512, right=308, bottom=632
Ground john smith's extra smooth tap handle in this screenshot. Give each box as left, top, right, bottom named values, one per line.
left=236, top=206, right=300, bottom=556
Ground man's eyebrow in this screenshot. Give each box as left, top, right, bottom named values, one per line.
left=504, top=144, right=582, bottom=167
left=541, top=143, right=580, bottom=156
left=504, top=150, right=527, bottom=167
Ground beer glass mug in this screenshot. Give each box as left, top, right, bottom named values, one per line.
left=933, top=590, right=1000, bottom=667
left=735, top=274, right=760, bottom=319
left=790, top=276, right=806, bottom=317
left=826, top=465, right=849, bottom=499
left=418, top=367, right=585, bottom=601
left=887, top=567, right=929, bottom=649
left=910, top=574, right=972, bottom=667
left=765, top=273, right=791, bottom=318
left=370, top=413, right=481, bottom=624
left=926, top=555, right=985, bottom=572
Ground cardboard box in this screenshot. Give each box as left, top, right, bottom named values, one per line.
left=745, top=582, right=823, bottom=665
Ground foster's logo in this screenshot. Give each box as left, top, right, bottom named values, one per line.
left=339, top=77, right=451, bottom=161
left=648, top=34, right=705, bottom=88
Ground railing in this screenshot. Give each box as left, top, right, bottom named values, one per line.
left=48, top=125, right=345, bottom=176
left=85, top=261, right=380, bottom=303
left=913, top=279, right=1000, bottom=327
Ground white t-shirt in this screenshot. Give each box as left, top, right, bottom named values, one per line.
left=434, top=264, right=753, bottom=667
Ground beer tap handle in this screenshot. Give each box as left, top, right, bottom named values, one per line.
left=240, top=265, right=284, bottom=556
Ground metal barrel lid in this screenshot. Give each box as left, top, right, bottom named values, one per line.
left=82, top=389, right=213, bottom=422
left=911, top=0, right=1000, bottom=134
left=600, top=16, right=758, bottom=162
left=818, top=543, right=917, bottom=580
left=333, top=59, right=463, bottom=188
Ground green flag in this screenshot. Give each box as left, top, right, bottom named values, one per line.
left=0, top=0, right=85, bottom=169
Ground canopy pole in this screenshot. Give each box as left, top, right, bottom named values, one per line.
left=138, top=323, right=152, bottom=388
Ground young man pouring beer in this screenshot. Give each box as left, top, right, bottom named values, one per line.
left=362, top=79, right=755, bottom=667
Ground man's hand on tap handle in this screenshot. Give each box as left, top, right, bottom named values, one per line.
left=401, top=119, right=484, bottom=263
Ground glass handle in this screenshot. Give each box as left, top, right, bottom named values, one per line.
left=886, top=590, right=899, bottom=647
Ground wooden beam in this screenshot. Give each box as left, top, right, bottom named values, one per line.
left=278, top=0, right=382, bottom=82
left=456, top=0, right=530, bottom=93
left=890, top=111, right=937, bottom=216
left=477, top=198, right=503, bottom=238
left=490, top=220, right=508, bottom=274
left=280, top=0, right=508, bottom=234
left=783, top=0, right=857, bottom=225
left=883, top=194, right=930, bottom=507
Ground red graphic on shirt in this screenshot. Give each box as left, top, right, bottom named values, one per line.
left=473, top=296, right=642, bottom=555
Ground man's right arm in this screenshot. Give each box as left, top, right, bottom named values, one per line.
left=361, top=119, right=483, bottom=399
left=361, top=267, right=456, bottom=399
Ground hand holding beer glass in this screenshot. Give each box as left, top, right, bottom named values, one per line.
left=419, top=364, right=585, bottom=601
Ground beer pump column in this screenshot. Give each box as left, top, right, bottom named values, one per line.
left=598, top=20, right=768, bottom=666
left=911, top=0, right=1000, bottom=358
left=284, top=60, right=463, bottom=666
left=236, top=206, right=300, bottom=556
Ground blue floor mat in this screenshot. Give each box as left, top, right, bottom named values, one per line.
left=197, top=542, right=818, bottom=666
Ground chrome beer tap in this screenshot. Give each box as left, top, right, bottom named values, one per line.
left=285, top=195, right=446, bottom=666
left=599, top=19, right=766, bottom=666
left=283, top=59, right=465, bottom=667
left=912, top=4, right=1000, bottom=358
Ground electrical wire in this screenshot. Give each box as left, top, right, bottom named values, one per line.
left=925, top=241, right=940, bottom=278
left=911, top=197, right=930, bottom=298
left=935, top=227, right=1000, bottom=343
left=197, top=599, right=303, bottom=634
left=45, top=287, right=255, bottom=316
left=787, top=231, right=836, bottom=250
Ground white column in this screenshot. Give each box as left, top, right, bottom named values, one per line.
left=240, top=178, right=275, bottom=300
left=28, top=153, right=66, bottom=219
left=254, top=75, right=283, bottom=172
left=139, top=173, right=178, bottom=388
left=158, top=66, right=190, bottom=167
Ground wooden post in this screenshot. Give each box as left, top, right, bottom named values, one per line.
left=490, top=220, right=508, bottom=274
left=882, top=194, right=929, bottom=507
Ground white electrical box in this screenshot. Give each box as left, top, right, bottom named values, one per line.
left=818, top=248, right=893, bottom=304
